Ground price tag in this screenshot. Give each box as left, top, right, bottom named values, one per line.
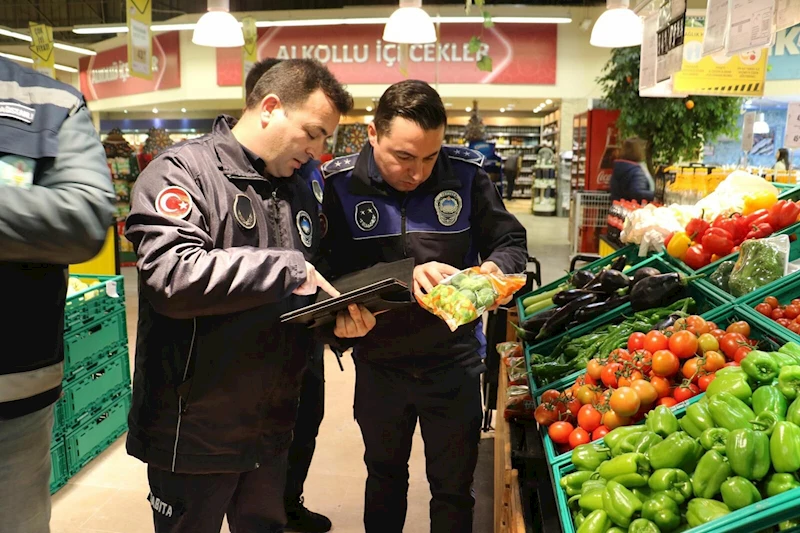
left=785, top=102, right=800, bottom=150
left=742, top=111, right=756, bottom=152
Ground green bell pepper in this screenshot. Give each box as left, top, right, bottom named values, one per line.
left=576, top=509, right=612, bottom=533
left=581, top=478, right=608, bottom=493
left=630, top=486, right=652, bottom=502
left=602, top=480, right=642, bottom=528
left=645, top=405, right=680, bottom=438
left=680, top=401, right=716, bottom=439
left=772, top=350, right=800, bottom=369
left=752, top=385, right=789, bottom=417
left=779, top=342, right=800, bottom=364
left=770, top=421, right=800, bottom=473
left=617, top=431, right=663, bottom=457
left=763, top=473, right=800, bottom=497
left=628, top=518, right=661, bottom=533
left=578, top=487, right=606, bottom=513
left=561, top=470, right=595, bottom=497
left=603, top=425, right=647, bottom=451
left=692, top=449, right=732, bottom=499
left=647, top=431, right=703, bottom=472
left=700, top=427, right=729, bottom=453
left=709, top=392, right=756, bottom=431
left=720, top=476, right=762, bottom=511
left=573, top=512, right=586, bottom=529
left=778, top=366, right=800, bottom=401
left=648, top=469, right=693, bottom=505
left=597, top=453, right=651, bottom=488
left=706, top=373, right=754, bottom=405
left=686, top=498, right=731, bottom=528
left=716, top=365, right=748, bottom=378
left=789, top=397, right=800, bottom=426
left=641, top=492, right=681, bottom=532
left=727, top=428, right=771, bottom=480
left=606, top=528, right=626, bottom=533
left=752, top=410, right=784, bottom=436
left=572, top=443, right=612, bottom=472
left=611, top=432, right=643, bottom=457
left=742, top=350, right=781, bottom=383
left=779, top=519, right=800, bottom=531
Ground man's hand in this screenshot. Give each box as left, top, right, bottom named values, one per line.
left=334, top=304, right=377, bottom=338
left=480, top=261, right=512, bottom=311
left=413, top=261, right=460, bottom=301
left=293, top=261, right=340, bottom=297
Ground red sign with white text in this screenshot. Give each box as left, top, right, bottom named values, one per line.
left=216, top=23, right=556, bottom=86
left=79, top=31, right=181, bottom=101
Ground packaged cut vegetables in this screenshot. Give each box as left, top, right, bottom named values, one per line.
left=728, top=235, right=789, bottom=297
left=417, top=267, right=526, bottom=332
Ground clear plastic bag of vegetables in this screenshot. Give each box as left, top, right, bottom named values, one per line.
left=505, top=356, right=528, bottom=386
left=417, top=267, right=526, bottom=332
left=728, top=234, right=789, bottom=297
left=504, top=385, right=536, bottom=420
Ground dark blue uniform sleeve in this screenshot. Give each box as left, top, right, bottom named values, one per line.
left=471, top=169, right=527, bottom=274
left=626, top=166, right=655, bottom=202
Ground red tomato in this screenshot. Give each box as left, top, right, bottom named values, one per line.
left=628, top=332, right=646, bottom=351
left=785, top=305, right=800, bottom=320
left=592, top=425, right=610, bottom=441
left=577, top=404, right=602, bottom=433
left=534, top=404, right=561, bottom=426
left=710, top=328, right=727, bottom=341
left=698, top=373, right=716, bottom=392
left=601, top=363, right=622, bottom=388
left=720, top=333, right=747, bottom=359
left=703, top=351, right=727, bottom=372
left=789, top=323, right=800, bottom=335
left=670, top=331, right=700, bottom=359
left=587, top=359, right=603, bottom=380
left=569, top=427, right=591, bottom=449
left=631, top=379, right=658, bottom=406
left=602, top=410, right=631, bottom=430
left=658, top=397, right=678, bottom=408
left=652, top=350, right=681, bottom=377
left=618, top=370, right=644, bottom=388
left=644, top=331, right=670, bottom=353
left=563, top=395, right=582, bottom=419
left=541, top=389, right=561, bottom=404
left=649, top=376, right=672, bottom=398
left=755, top=303, right=773, bottom=317
left=610, top=348, right=632, bottom=363
left=682, top=358, right=702, bottom=381
left=673, top=383, right=700, bottom=402
left=686, top=316, right=711, bottom=335
left=548, top=421, right=574, bottom=444
left=772, top=308, right=786, bottom=321
left=765, top=296, right=780, bottom=308
left=725, top=361, right=740, bottom=367
left=610, top=387, right=641, bottom=417
left=792, top=299, right=800, bottom=307
left=726, top=321, right=752, bottom=337
left=733, top=346, right=752, bottom=363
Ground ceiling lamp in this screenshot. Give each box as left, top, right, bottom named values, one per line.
left=192, top=0, right=244, bottom=48
left=383, top=0, right=436, bottom=44
left=590, top=0, right=642, bottom=48
left=753, top=113, right=770, bottom=134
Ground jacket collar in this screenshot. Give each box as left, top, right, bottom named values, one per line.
left=349, top=142, right=463, bottom=197
left=211, top=115, right=266, bottom=181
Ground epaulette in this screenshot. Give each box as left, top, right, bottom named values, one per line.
left=444, top=146, right=485, bottom=167
left=321, top=154, right=358, bottom=180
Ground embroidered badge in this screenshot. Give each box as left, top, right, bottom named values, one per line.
left=311, top=180, right=324, bottom=205
left=0, top=101, right=35, bottom=124
left=319, top=212, right=328, bottom=239
left=434, top=190, right=463, bottom=227
left=155, top=186, right=192, bottom=219
left=355, top=201, right=379, bottom=232
left=233, top=194, right=256, bottom=230
left=296, top=210, right=313, bottom=248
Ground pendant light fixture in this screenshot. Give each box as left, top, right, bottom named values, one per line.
left=192, top=0, right=244, bottom=48
left=753, top=112, right=770, bottom=134
left=383, top=0, right=437, bottom=44
left=590, top=0, right=643, bottom=48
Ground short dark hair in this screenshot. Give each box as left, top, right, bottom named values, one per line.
left=245, top=59, right=353, bottom=115
left=374, top=80, right=447, bottom=137
left=244, top=58, right=282, bottom=100
left=621, top=137, right=646, bottom=163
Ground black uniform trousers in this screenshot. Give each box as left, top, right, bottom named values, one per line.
left=285, top=342, right=325, bottom=506
left=354, top=357, right=483, bottom=533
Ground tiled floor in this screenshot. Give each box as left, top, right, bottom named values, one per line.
left=49, top=202, right=570, bottom=533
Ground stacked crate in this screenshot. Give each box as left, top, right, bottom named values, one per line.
left=50, top=275, right=131, bottom=493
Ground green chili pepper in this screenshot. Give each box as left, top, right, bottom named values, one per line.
left=720, top=476, right=762, bottom=511
left=680, top=401, right=715, bottom=439
left=727, top=428, right=771, bottom=481
left=628, top=518, right=661, bottom=533
left=741, top=350, right=781, bottom=383
left=691, top=449, right=732, bottom=499
left=777, top=366, right=800, bottom=401
left=641, top=491, right=681, bottom=532
left=602, top=480, right=642, bottom=528
left=709, top=392, right=755, bottom=431
left=770, top=421, right=800, bottom=473
left=699, top=427, right=729, bottom=453
left=648, top=468, right=693, bottom=505
left=762, top=473, right=800, bottom=497
left=597, top=453, right=651, bottom=488
left=752, top=385, right=789, bottom=418
left=576, top=509, right=612, bottom=533
left=646, top=431, right=703, bottom=472
left=572, top=443, right=612, bottom=471
left=645, top=405, right=680, bottom=438
left=561, top=470, right=595, bottom=497
left=686, top=499, right=731, bottom=528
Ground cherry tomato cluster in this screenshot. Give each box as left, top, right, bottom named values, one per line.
left=755, top=296, right=800, bottom=336
left=538, top=315, right=758, bottom=451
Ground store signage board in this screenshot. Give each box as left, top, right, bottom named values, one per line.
left=640, top=77, right=688, bottom=98
left=640, top=12, right=659, bottom=90
left=674, top=25, right=766, bottom=96
left=742, top=111, right=756, bottom=152
left=701, top=0, right=729, bottom=56
left=79, top=31, right=180, bottom=101
left=216, top=23, right=557, bottom=86
left=786, top=102, right=800, bottom=149
left=726, top=0, right=775, bottom=55
left=242, top=17, right=257, bottom=86
left=126, top=0, right=152, bottom=79
left=28, top=22, right=55, bottom=78
left=776, top=0, right=800, bottom=32
left=657, top=0, right=688, bottom=82
left=767, top=23, right=800, bottom=80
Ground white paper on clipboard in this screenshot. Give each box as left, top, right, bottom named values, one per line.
left=702, top=0, right=730, bottom=56
left=725, top=0, right=775, bottom=55
left=775, top=0, right=800, bottom=32
left=640, top=12, right=659, bottom=91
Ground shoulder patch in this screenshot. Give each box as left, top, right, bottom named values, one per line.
left=321, top=155, right=358, bottom=180
left=444, top=146, right=485, bottom=167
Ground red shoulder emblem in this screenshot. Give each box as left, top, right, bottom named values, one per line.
left=155, top=186, right=193, bottom=219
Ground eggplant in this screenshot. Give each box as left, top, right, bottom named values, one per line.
left=536, top=293, right=598, bottom=340
left=552, top=289, right=598, bottom=307
left=520, top=308, right=557, bottom=332
left=511, top=322, right=538, bottom=342
left=610, top=254, right=628, bottom=272
left=629, top=273, right=703, bottom=311
left=583, top=280, right=604, bottom=292
left=573, top=294, right=631, bottom=322
left=653, top=313, right=682, bottom=330
left=631, top=267, right=661, bottom=286
left=597, top=269, right=631, bottom=293
left=570, top=269, right=596, bottom=290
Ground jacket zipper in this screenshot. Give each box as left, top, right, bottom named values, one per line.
left=271, top=189, right=282, bottom=247
left=172, top=318, right=197, bottom=472
left=400, top=196, right=410, bottom=257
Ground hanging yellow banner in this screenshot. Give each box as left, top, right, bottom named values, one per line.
left=126, top=0, right=152, bottom=80
left=29, top=22, right=55, bottom=78
left=673, top=26, right=767, bottom=97
left=242, top=17, right=258, bottom=90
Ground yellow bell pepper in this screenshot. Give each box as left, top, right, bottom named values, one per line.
left=667, top=231, right=693, bottom=260
left=743, top=190, right=778, bottom=216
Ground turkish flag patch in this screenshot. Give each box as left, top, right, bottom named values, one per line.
left=155, top=186, right=193, bottom=219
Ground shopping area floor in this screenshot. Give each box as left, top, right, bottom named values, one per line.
left=49, top=200, right=570, bottom=533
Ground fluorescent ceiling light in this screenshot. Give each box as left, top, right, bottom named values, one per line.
left=546, top=99, right=553, bottom=104
left=72, top=25, right=128, bottom=35
left=152, top=23, right=198, bottom=32
left=0, top=27, right=96, bottom=55
left=192, top=0, right=244, bottom=47
left=0, top=51, right=78, bottom=72
left=500, top=108, right=505, bottom=113
left=591, top=0, right=642, bottom=48
left=384, top=0, right=437, bottom=44
left=465, top=107, right=472, bottom=112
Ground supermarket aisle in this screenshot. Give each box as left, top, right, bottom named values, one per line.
left=48, top=207, right=571, bottom=533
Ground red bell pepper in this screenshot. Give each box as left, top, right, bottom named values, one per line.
left=769, top=200, right=800, bottom=231
left=684, top=243, right=712, bottom=270
left=745, top=209, right=771, bottom=227
left=664, top=232, right=674, bottom=247
left=745, top=222, right=774, bottom=241
left=713, top=215, right=745, bottom=244
left=686, top=212, right=710, bottom=240
left=702, top=227, right=735, bottom=256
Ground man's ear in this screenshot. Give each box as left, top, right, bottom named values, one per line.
left=260, top=94, right=280, bottom=122
left=367, top=122, right=379, bottom=148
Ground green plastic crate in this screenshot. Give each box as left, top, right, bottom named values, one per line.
left=65, top=275, right=125, bottom=335
left=65, top=391, right=130, bottom=476
left=63, top=310, right=127, bottom=377
left=56, top=353, right=131, bottom=435
left=49, top=439, right=68, bottom=495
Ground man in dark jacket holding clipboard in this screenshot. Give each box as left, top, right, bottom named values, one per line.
left=320, top=80, right=527, bottom=533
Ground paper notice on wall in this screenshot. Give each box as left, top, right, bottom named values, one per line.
left=657, top=0, right=687, bottom=82
left=785, top=102, right=800, bottom=150
left=726, top=0, right=775, bottom=55
left=126, top=0, right=152, bottom=80
left=28, top=22, right=55, bottom=78
left=742, top=111, right=756, bottom=152
left=242, top=17, right=258, bottom=87
left=776, top=0, right=800, bottom=32
left=640, top=13, right=659, bottom=90
left=702, top=0, right=730, bottom=56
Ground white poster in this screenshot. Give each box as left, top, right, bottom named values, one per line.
left=640, top=13, right=659, bottom=90
left=702, top=0, right=730, bottom=56
left=726, top=0, right=775, bottom=55
left=742, top=111, right=756, bottom=152
left=776, top=0, right=800, bottom=32
left=785, top=102, right=800, bottom=150
left=657, top=0, right=688, bottom=82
